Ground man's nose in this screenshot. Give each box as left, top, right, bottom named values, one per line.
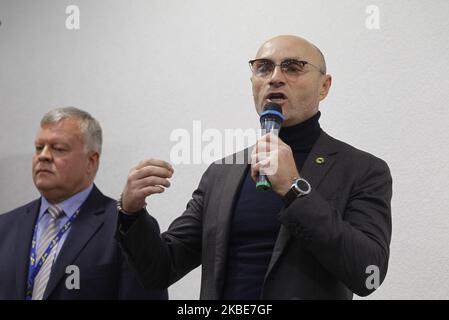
left=38, top=146, right=52, bottom=161
left=268, top=65, right=286, bottom=88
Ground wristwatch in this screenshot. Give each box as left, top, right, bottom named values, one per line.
left=282, top=178, right=311, bottom=206
left=117, top=194, right=146, bottom=215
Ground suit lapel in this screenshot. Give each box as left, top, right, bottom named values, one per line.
left=265, top=131, right=339, bottom=277
left=15, top=200, right=41, bottom=300
left=299, top=131, right=338, bottom=189
left=210, top=132, right=340, bottom=295
left=43, top=185, right=107, bottom=299
left=214, top=149, right=251, bottom=297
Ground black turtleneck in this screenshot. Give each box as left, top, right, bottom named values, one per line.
left=221, top=111, right=322, bottom=299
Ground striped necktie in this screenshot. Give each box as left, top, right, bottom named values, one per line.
left=32, top=204, right=64, bottom=300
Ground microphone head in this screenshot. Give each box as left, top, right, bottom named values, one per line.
left=263, top=102, right=282, bottom=113
left=260, top=103, right=285, bottom=123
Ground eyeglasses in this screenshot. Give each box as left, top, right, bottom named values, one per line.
left=248, top=58, right=325, bottom=79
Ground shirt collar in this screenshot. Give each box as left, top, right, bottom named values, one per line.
left=38, top=184, right=94, bottom=220
left=279, top=111, right=322, bottom=152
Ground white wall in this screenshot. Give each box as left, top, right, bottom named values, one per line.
left=1, top=0, right=448, bottom=299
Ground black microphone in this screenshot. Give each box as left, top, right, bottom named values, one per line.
left=256, top=103, right=285, bottom=191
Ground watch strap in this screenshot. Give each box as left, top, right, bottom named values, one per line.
left=282, top=178, right=311, bottom=207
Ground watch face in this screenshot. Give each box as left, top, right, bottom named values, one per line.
left=295, top=179, right=311, bottom=194
left=296, top=180, right=309, bottom=191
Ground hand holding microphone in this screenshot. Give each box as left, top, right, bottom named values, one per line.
left=255, top=103, right=285, bottom=191
left=251, top=103, right=301, bottom=196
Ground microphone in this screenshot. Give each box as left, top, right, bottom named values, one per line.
left=256, top=103, right=285, bottom=191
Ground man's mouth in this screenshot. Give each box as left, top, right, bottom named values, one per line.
left=265, top=92, right=288, bottom=104
left=36, top=169, right=53, bottom=175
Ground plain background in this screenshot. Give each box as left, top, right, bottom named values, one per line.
left=1, top=0, right=448, bottom=299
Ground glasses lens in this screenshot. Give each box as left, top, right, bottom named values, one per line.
left=281, top=60, right=306, bottom=76
left=252, top=60, right=274, bottom=77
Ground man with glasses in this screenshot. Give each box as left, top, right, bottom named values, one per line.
left=116, top=35, right=392, bottom=299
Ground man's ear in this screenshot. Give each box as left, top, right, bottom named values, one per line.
left=87, top=151, right=100, bottom=175
left=319, top=74, right=332, bottom=101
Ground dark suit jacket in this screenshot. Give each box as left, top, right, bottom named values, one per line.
left=116, top=131, right=392, bottom=299
left=0, top=185, right=168, bottom=300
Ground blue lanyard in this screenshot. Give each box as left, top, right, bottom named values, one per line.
left=25, top=209, right=80, bottom=300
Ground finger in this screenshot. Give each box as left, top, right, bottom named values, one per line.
left=256, top=140, right=270, bottom=151
left=135, top=158, right=174, bottom=172
left=252, top=143, right=258, bottom=164
left=251, top=144, right=261, bottom=164
left=259, top=133, right=270, bottom=141
left=250, top=152, right=257, bottom=165
left=254, top=142, right=269, bottom=163
left=251, top=151, right=272, bottom=164
left=251, top=156, right=271, bottom=181
left=252, top=148, right=272, bottom=163
left=134, top=176, right=171, bottom=189
left=253, top=158, right=271, bottom=171
left=138, top=165, right=173, bottom=179
left=250, top=161, right=259, bottom=182
left=131, top=165, right=173, bottom=181
left=262, top=133, right=284, bottom=147
left=267, top=134, right=283, bottom=152
left=271, top=135, right=289, bottom=153
left=267, top=132, right=282, bottom=143
left=139, top=185, right=165, bottom=197
left=266, top=132, right=275, bottom=142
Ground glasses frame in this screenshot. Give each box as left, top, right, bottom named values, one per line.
left=248, top=58, right=325, bottom=78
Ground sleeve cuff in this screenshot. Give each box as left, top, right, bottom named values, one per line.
left=118, top=210, right=140, bottom=233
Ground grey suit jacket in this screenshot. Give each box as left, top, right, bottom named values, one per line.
left=117, top=131, right=392, bottom=299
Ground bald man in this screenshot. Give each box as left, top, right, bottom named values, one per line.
left=116, top=35, right=392, bottom=300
